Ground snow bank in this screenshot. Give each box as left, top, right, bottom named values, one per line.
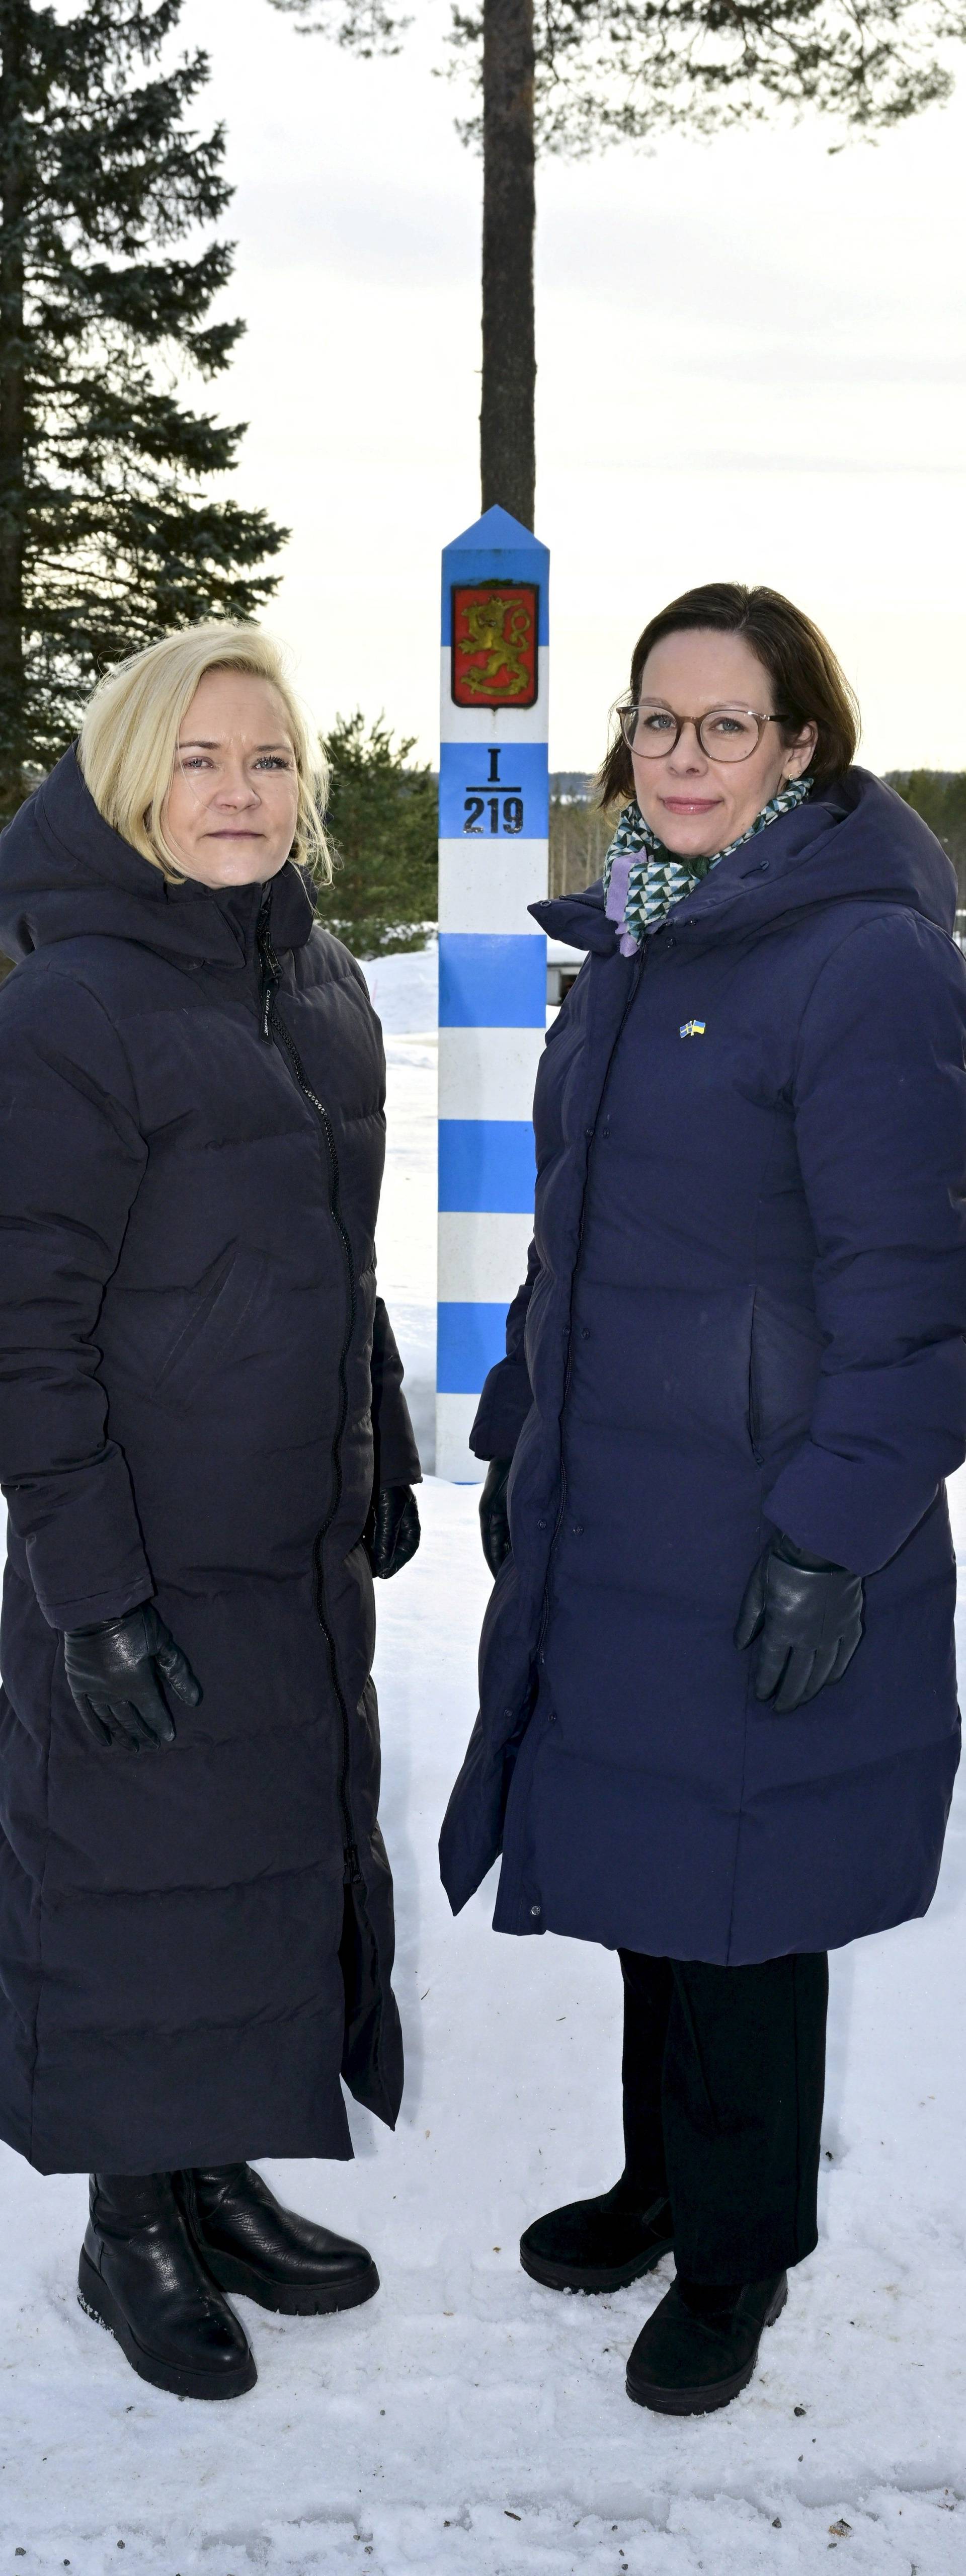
left=360, top=943, right=438, bottom=1039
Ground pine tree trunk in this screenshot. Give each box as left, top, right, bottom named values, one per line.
left=0, top=1, right=29, bottom=817
left=480, top=0, right=535, bottom=529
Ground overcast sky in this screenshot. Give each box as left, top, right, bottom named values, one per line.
left=191, top=0, right=966, bottom=777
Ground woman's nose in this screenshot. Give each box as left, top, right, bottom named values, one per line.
left=214, top=774, right=259, bottom=806
left=667, top=721, right=705, bottom=772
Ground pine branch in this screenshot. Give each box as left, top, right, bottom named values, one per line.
left=265, top=1, right=413, bottom=48
left=259, top=0, right=966, bottom=146
left=447, top=1, right=966, bottom=153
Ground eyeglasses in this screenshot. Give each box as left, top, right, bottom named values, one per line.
left=619, top=702, right=784, bottom=765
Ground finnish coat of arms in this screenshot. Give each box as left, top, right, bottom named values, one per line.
left=451, top=583, right=539, bottom=709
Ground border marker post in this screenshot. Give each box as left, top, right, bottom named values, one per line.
left=436, top=504, right=549, bottom=1482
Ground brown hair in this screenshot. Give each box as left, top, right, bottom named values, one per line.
left=598, top=582, right=860, bottom=807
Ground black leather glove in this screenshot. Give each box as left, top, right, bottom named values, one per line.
left=735, top=1533, right=864, bottom=1715
left=63, top=1603, right=202, bottom=1751
left=365, top=1485, right=421, bottom=1579
left=479, top=1456, right=513, bottom=1578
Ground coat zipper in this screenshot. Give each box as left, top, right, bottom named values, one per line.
left=257, top=910, right=362, bottom=1888
left=535, top=946, right=647, bottom=1667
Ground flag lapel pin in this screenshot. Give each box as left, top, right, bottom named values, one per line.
left=679, top=1019, right=706, bottom=1039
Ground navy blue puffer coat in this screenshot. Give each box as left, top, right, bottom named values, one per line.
left=440, top=770, right=966, bottom=1962
left=0, top=751, right=419, bottom=2174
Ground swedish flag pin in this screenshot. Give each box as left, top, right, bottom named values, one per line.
left=679, top=1019, right=706, bottom=1039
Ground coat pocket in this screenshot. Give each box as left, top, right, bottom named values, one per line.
left=748, top=1291, right=825, bottom=1462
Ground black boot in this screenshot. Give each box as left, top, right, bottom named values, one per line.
left=520, top=2178, right=674, bottom=2294
left=626, top=2270, right=788, bottom=2414
left=78, top=2172, right=256, bottom=2401
left=178, top=2163, right=379, bottom=2316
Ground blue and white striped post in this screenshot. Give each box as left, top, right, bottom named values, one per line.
left=436, top=504, right=549, bottom=1482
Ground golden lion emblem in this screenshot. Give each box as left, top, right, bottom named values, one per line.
left=457, top=592, right=534, bottom=699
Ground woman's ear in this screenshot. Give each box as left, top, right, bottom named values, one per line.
left=784, top=721, right=819, bottom=780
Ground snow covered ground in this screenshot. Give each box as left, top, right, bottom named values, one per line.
left=1, top=944, right=964, bottom=2575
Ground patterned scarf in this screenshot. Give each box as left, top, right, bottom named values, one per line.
left=602, top=777, right=813, bottom=955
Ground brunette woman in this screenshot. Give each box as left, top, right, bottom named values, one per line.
left=441, top=583, right=966, bottom=2414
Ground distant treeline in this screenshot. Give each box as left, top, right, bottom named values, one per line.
left=887, top=773, right=966, bottom=912
left=548, top=781, right=613, bottom=899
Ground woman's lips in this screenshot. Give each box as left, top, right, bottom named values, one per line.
left=660, top=797, right=722, bottom=814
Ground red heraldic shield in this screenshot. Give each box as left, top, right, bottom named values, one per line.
left=451, top=583, right=539, bottom=709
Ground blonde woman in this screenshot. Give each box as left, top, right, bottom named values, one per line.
left=0, top=626, right=421, bottom=2401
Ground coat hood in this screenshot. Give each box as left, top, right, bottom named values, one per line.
left=0, top=746, right=316, bottom=970
left=533, top=768, right=957, bottom=955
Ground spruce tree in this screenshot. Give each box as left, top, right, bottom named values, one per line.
left=316, top=710, right=438, bottom=956
left=270, top=0, right=966, bottom=529
left=0, top=0, right=287, bottom=820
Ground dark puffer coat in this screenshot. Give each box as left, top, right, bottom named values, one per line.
left=440, top=770, right=966, bottom=1962
left=0, top=751, right=419, bottom=2175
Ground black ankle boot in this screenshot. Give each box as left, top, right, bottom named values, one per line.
left=79, top=2172, right=256, bottom=2401
left=625, top=2270, right=788, bottom=2414
left=177, top=2163, right=379, bottom=2316
left=520, top=2178, right=674, bottom=2294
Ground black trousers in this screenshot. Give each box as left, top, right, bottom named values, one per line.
left=618, top=1948, right=829, bottom=2286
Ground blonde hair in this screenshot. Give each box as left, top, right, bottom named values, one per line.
left=78, top=622, right=332, bottom=883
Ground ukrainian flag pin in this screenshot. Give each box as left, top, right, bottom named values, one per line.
left=679, top=1019, right=707, bottom=1039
